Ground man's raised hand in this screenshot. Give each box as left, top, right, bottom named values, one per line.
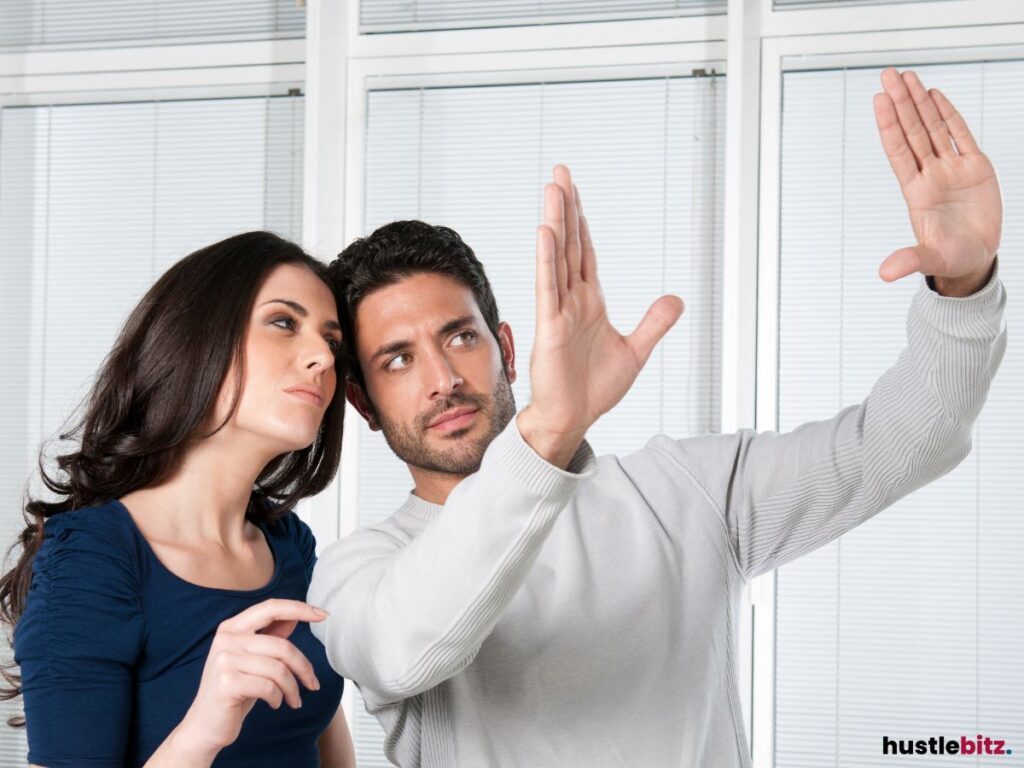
left=874, top=67, right=1002, bottom=296
left=516, top=165, right=684, bottom=468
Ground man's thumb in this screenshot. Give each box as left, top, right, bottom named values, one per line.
left=879, top=246, right=925, bottom=282
left=627, top=295, right=684, bottom=366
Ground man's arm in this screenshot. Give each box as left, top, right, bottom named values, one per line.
left=653, top=262, right=1005, bottom=581
left=654, top=67, right=1006, bottom=581
left=309, top=421, right=595, bottom=707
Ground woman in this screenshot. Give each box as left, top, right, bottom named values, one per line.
left=0, top=232, right=356, bottom=767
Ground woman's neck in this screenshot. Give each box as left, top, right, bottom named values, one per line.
left=121, top=430, right=275, bottom=549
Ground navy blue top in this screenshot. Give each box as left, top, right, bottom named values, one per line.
left=14, top=500, right=344, bottom=767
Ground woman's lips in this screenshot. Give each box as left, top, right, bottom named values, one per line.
left=286, top=388, right=324, bottom=407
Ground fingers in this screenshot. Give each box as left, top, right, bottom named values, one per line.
left=625, top=295, right=684, bottom=368
left=553, top=165, right=581, bottom=286
left=220, top=598, right=327, bottom=635
left=880, top=67, right=934, bottom=168
left=240, top=634, right=320, bottom=693
left=873, top=92, right=918, bottom=189
left=259, top=618, right=301, bottom=640
left=930, top=87, right=981, bottom=155
left=543, top=183, right=568, bottom=298
left=232, top=671, right=286, bottom=710
left=878, top=245, right=925, bottom=282
left=230, top=653, right=303, bottom=709
left=901, top=70, right=954, bottom=158
left=575, top=184, right=598, bottom=283
left=536, top=225, right=560, bottom=319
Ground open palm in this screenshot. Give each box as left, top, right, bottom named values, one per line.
left=528, top=166, right=683, bottom=441
left=875, top=68, right=1002, bottom=285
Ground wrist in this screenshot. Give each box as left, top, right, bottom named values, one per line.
left=931, top=260, right=995, bottom=297
left=516, top=406, right=587, bottom=470
left=160, top=718, right=222, bottom=767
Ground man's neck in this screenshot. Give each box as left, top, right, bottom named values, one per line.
left=409, top=466, right=470, bottom=506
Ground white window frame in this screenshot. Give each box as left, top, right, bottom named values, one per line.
left=305, top=2, right=732, bottom=736
left=753, top=16, right=1024, bottom=766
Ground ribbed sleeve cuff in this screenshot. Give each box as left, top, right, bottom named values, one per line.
left=482, top=415, right=597, bottom=505
left=914, top=255, right=1006, bottom=339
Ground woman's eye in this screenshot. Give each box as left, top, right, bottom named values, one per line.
left=327, top=338, right=343, bottom=356
left=385, top=353, right=411, bottom=372
left=270, top=315, right=295, bottom=331
left=450, top=330, right=477, bottom=347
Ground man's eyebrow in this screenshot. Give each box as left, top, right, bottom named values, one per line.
left=370, top=315, right=479, bottom=362
left=259, top=298, right=341, bottom=333
left=438, top=315, right=478, bottom=336
left=371, top=338, right=411, bottom=362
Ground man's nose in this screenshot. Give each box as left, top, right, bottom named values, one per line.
left=423, top=349, right=464, bottom=399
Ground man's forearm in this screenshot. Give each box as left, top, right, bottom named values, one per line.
left=309, top=417, right=596, bottom=706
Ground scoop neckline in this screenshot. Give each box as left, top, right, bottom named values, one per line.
left=110, top=498, right=283, bottom=597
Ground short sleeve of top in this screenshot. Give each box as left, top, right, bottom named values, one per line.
left=293, top=511, right=317, bottom=584
left=13, top=503, right=343, bottom=768
left=14, top=507, right=144, bottom=767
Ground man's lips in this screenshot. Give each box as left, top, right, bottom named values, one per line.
left=427, top=407, right=479, bottom=433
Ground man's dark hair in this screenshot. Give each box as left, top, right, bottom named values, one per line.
left=330, top=220, right=501, bottom=391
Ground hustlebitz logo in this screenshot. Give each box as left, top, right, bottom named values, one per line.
left=883, top=734, right=1013, bottom=756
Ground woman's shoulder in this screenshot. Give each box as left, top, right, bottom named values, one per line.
left=36, top=500, right=143, bottom=579
left=260, top=508, right=317, bottom=578
left=16, top=501, right=144, bottom=666
left=264, top=509, right=315, bottom=551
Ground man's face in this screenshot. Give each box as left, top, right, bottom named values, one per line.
left=350, top=272, right=517, bottom=476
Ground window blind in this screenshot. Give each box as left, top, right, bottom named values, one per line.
left=0, top=0, right=305, bottom=51
left=0, top=93, right=304, bottom=765
left=359, top=0, right=725, bottom=33
left=774, top=0, right=956, bottom=7
left=774, top=62, right=1023, bottom=766
left=353, top=73, right=724, bottom=765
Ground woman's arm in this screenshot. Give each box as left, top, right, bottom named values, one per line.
left=144, top=599, right=330, bottom=767
left=317, top=703, right=356, bottom=768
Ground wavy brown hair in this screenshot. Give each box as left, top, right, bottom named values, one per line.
left=0, top=231, right=346, bottom=723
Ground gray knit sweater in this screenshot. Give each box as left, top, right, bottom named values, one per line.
left=309, top=266, right=1007, bottom=768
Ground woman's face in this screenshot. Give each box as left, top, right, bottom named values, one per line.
left=211, top=263, right=342, bottom=456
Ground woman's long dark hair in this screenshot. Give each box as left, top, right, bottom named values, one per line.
left=0, top=231, right=346, bottom=720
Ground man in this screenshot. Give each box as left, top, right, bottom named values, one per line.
left=309, top=68, right=1006, bottom=767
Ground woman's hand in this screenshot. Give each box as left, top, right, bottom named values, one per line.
left=147, top=599, right=327, bottom=767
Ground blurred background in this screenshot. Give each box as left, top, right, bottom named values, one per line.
left=0, top=1, right=1021, bottom=765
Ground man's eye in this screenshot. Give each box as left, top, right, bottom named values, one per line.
left=385, top=353, right=411, bottom=372
left=450, top=330, right=477, bottom=347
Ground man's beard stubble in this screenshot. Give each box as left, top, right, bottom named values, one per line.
left=374, top=370, right=517, bottom=476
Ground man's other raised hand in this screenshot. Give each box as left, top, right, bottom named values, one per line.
left=874, top=67, right=1001, bottom=297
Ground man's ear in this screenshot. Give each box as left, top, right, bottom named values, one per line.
left=346, top=380, right=381, bottom=431
left=497, top=321, right=517, bottom=385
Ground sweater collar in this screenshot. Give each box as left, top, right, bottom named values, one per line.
left=397, top=491, right=444, bottom=521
